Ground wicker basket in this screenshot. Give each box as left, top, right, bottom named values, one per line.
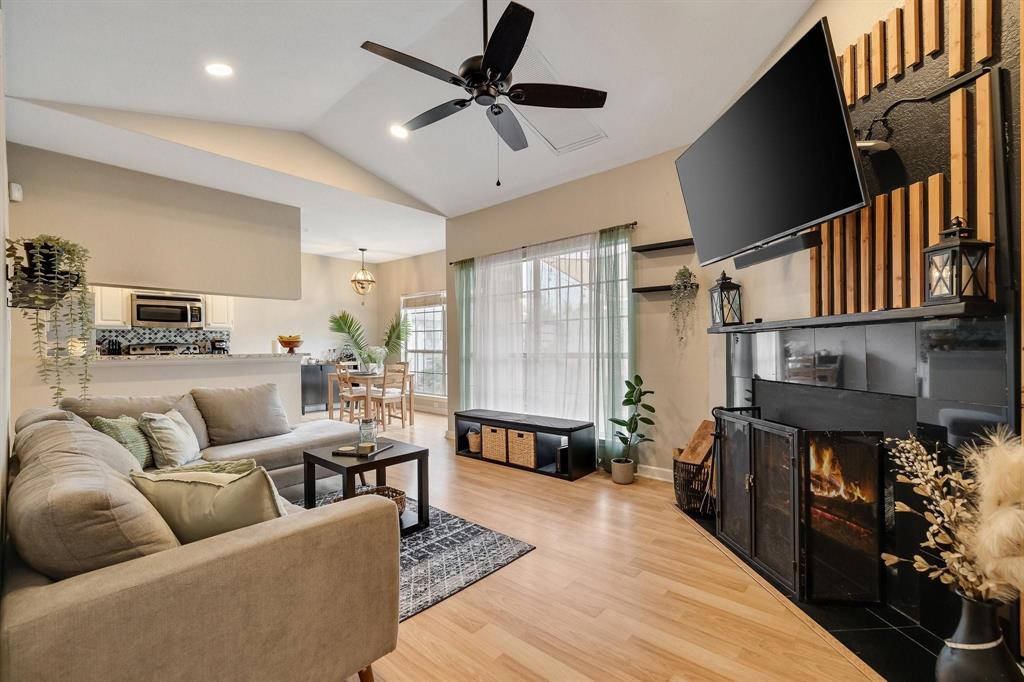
left=673, top=457, right=713, bottom=515
left=349, top=484, right=407, bottom=515
left=507, top=429, right=536, bottom=468
left=482, top=426, right=507, bottom=461
left=467, top=430, right=482, bottom=453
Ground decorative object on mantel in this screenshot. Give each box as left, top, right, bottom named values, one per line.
left=882, top=434, right=1023, bottom=682
left=673, top=420, right=715, bottom=515
left=276, top=335, right=303, bottom=354
left=669, top=267, right=699, bottom=343
left=6, top=234, right=93, bottom=404
left=349, top=247, right=376, bottom=302
left=709, top=271, right=742, bottom=327
left=328, top=310, right=409, bottom=369
left=924, top=217, right=993, bottom=306
left=609, top=375, right=655, bottom=485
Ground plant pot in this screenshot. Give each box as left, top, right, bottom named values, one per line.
left=22, top=241, right=59, bottom=280
left=936, top=593, right=1024, bottom=682
left=611, top=458, right=635, bottom=485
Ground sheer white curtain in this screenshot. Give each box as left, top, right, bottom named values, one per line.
left=465, top=227, right=632, bottom=452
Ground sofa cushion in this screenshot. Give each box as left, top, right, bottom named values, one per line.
left=91, top=415, right=153, bottom=469
left=7, top=420, right=179, bottom=580
left=14, top=407, right=89, bottom=433
left=61, top=393, right=211, bottom=450
left=139, top=410, right=202, bottom=468
left=130, top=468, right=286, bottom=543
left=191, top=384, right=291, bottom=446
left=200, top=419, right=359, bottom=471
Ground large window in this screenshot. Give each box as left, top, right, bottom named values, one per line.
left=402, top=291, right=447, bottom=397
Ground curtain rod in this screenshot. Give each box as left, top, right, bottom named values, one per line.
left=448, top=221, right=637, bottom=266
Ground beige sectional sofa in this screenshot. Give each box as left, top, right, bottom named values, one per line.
left=1, top=391, right=399, bottom=681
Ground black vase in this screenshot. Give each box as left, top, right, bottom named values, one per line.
left=936, top=593, right=1024, bottom=682
left=21, top=241, right=59, bottom=280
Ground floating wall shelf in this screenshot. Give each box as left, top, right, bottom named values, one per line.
left=632, top=285, right=673, bottom=294
left=631, top=238, right=695, bottom=254
left=706, top=301, right=1004, bottom=333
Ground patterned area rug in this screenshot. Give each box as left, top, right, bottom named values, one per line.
left=315, top=491, right=534, bottom=621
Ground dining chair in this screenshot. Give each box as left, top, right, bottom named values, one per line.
left=370, top=363, right=408, bottom=431
left=334, top=366, right=368, bottom=423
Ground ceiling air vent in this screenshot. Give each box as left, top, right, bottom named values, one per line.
left=509, top=43, right=607, bottom=155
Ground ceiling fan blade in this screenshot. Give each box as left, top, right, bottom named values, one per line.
left=487, top=104, right=528, bottom=152
left=404, top=99, right=473, bottom=131
left=361, top=41, right=466, bottom=87
left=481, top=2, right=534, bottom=81
left=506, top=83, right=607, bottom=108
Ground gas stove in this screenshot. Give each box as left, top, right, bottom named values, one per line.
left=127, top=342, right=203, bottom=356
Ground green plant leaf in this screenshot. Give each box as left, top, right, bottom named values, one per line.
left=641, top=389, right=654, bottom=396
left=382, top=310, right=410, bottom=357
left=639, top=416, right=654, bottom=425
left=624, top=379, right=635, bottom=392
left=622, top=398, right=635, bottom=406
left=617, top=435, right=630, bottom=446
left=328, top=310, right=367, bottom=354
left=639, top=437, right=654, bottom=444
left=628, top=414, right=638, bottom=431
left=641, top=403, right=655, bottom=413
left=609, top=418, right=628, bottom=427
left=633, top=374, right=643, bottom=386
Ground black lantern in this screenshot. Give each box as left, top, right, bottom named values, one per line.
left=710, top=271, right=742, bottom=326
left=923, top=217, right=992, bottom=305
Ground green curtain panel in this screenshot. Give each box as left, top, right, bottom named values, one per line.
left=453, top=259, right=475, bottom=411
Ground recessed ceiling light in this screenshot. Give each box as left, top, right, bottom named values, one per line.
left=389, top=124, right=409, bottom=139
left=205, top=63, right=234, bottom=78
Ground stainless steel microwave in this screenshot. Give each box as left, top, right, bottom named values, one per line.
left=130, top=293, right=204, bottom=329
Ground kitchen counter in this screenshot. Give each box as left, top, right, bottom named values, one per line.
left=94, top=353, right=308, bottom=366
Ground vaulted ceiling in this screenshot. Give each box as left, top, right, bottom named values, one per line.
left=5, top=0, right=811, bottom=260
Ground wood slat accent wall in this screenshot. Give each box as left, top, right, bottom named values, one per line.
left=871, top=21, right=887, bottom=89
left=950, top=88, right=969, bottom=223
left=856, top=35, right=869, bottom=101
left=974, top=0, right=993, bottom=63
left=845, top=213, right=860, bottom=313
left=905, top=0, right=923, bottom=66
left=810, top=226, right=822, bottom=316
left=908, top=181, right=926, bottom=307
left=976, top=71, right=997, bottom=300
left=832, top=219, right=845, bottom=314
left=821, top=221, right=833, bottom=315
left=874, top=194, right=890, bottom=310
left=891, top=187, right=908, bottom=308
left=842, top=46, right=855, bottom=105
left=924, top=0, right=942, bottom=55
left=928, top=172, right=946, bottom=246
left=950, top=0, right=967, bottom=75
left=887, top=8, right=905, bottom=78
left=860, top=206, right=874, bottom=312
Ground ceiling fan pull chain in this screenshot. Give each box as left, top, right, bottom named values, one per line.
left=495, top=130, right=502, bottom=187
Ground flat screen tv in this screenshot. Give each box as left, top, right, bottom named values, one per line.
left=675, top=18, right=868, bottom=266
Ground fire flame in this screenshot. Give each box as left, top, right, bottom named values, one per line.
left=809, top=441, right=873, bottom=503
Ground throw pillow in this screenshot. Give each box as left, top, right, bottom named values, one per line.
left=190, top=384, right=291, bottom=446
left=91, top=415, right=153, bottom=469
left=14, top=407, right=89, bottom=433
left=139, top=410, right=202, bottom=468
left=130, top=468, right=286, bottom=543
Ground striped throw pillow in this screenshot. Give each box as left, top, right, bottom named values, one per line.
left=91, top=415, right=153, bottom=469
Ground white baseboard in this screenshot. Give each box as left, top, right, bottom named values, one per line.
left=637, top=464, right=672, bottom=482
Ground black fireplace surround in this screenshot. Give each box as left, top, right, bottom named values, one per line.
left=720, top=316, right=1012, bottom=646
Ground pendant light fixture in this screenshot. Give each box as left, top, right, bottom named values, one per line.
left=350, top=248, right=376, bottom=302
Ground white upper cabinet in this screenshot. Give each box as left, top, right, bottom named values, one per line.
left=204, top=295, right=234, bottom=330
left=92, top=286, right=130, bottom=328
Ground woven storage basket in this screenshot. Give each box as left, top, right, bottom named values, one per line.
left=467, top=430, right=482, bottom=453
left=349, top=484, right=407, bottom=515
left=507, top=429, right=536, bottom=468
left=673, top=458, right=712, bottom=515
left=482, top=426, right=507, bottom=461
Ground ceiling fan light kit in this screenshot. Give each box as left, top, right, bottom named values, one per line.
left=361, top=0, right=607, bottom=155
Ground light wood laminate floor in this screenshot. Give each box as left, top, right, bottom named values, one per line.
left=321, top=412, right=881, bottom=681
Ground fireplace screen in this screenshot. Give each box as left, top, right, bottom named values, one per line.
left=805, top=432, right=883, bottom=602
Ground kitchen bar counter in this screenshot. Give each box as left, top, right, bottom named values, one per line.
left=94, top=353, right=307, bottom=366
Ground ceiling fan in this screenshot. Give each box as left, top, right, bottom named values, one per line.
left=361, top=0, right=607, bottom=152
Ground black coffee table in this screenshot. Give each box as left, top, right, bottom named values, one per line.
left=303, top=437, right=429, bottom=536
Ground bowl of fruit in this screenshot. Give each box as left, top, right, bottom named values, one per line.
left=277, top=335, right=303, bottom=354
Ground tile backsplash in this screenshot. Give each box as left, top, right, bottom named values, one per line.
left=97, top=327, right=230, bottom=353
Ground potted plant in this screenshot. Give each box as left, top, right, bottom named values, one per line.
left=882, top=433, right=1024, bottom=682
left=608, top=375, right=655, bottom=485
left=328, top=310, right=410, bottom=369
left=5, top=234, right=93, bottom=404
left=669, top=267, right=699, bottom=343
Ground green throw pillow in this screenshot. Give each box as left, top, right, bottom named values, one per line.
left=156, top=459, right=258, bottom=476
left=91, top=415, right=153, bottom=469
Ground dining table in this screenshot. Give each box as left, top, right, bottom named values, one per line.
left=326, top=370, right=415, bottom=425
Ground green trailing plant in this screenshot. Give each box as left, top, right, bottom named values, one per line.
left=5, top=234, right=93, bottom=405
left=670, top=267, right=699, bottom=342
left=328, top=309, right=409, bottom=366
left=610, top=374, right=655, bottom=463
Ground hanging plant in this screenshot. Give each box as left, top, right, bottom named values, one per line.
left=669, top=267, right=700, bottom=342
left=6, top=234, right=93, bottom=404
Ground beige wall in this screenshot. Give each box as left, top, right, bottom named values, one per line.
left=1, top=12, right=10, bottom=555
left=7, top=143, right=302, bottom=300
left=446, top=148, right=708, bottom=476
left=372, top=249, right=447, bottom=338
left=230, top=253, right=377, bottom=358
